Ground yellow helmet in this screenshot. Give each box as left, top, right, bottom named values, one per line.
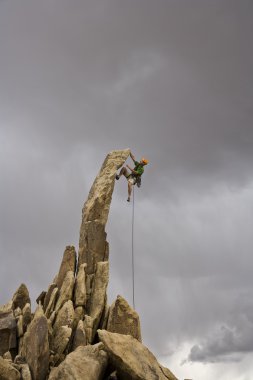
left=141, top=157, right=149, bottom=165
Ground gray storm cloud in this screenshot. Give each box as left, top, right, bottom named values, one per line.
left=188, top=319, right=253, bottom=363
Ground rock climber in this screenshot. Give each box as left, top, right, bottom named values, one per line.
left=116, top=152, right=149, bottom=202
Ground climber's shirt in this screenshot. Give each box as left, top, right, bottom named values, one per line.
left=133, top=161, right=144, bottom=177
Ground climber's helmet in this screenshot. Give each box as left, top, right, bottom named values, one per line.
left=141, top=158, right=149, bottom=165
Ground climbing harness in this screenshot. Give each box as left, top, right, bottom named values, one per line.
left=131, top=186, right=135, bottom=309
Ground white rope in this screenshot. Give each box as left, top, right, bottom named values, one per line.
left=131, top=186, right=135, bottom=310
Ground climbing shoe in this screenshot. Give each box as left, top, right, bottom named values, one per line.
left=116, top=175, right=120, bottom=180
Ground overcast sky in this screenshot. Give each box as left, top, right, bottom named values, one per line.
left=1, top=1, right=253, bottom=379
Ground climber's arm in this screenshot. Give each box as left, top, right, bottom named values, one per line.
left=126, top=165, right=139, bottom=176
left=130, top=152, right=136, bottom=162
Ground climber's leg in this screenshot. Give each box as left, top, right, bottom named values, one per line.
left=127, top=177, right=136, bottom=202
left=116, top=166, right=129, bottom=180
left=127, top=181, right=132, bottom=202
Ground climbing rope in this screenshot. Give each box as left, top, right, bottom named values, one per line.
left=131, top=186, right=135, bottom=310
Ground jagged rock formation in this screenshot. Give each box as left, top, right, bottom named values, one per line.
left=0, top=149, right=178, bottom=380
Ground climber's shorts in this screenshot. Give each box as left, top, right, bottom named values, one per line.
left=127, top=174, right=137, bottom=185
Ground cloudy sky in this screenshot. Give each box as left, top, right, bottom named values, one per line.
left=1, top=0, right=253, bottom=379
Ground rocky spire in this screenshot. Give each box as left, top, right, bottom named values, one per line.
left=78, top=148, right=130, bottom=273
left=0, top=149, right=179, bottom=380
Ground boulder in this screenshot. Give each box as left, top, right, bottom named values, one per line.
left=89, top=261, right=109, bottom=339
left=83, top=315, right=94, bottom=344
left=55, top=271, right=75, bottom=312
left=14, top=307, right=22, bottom=318
left=49, top=310, right=56, bottom=325
left=45, top=287, right=58, bottom=318
left=73, top=306, right=84, bottom=330
left=85, top=273, right=94, bottom=311
left=22, top=305, right=49, bottom=380
left=56, top=246, right=76, bottom=290
left=43, top=283, right=57, bottom=311
left=18, top=337, right=24, bottom=356
left=98, top=330, right=178, bottom=380
left=107, top=295, right=142, bottom=342
left=0, top=357, right=20, bottom=380
left=12, top=284, right=30, bottom=310
left=3, top=351, right=12, bottom=360
left=160, top=364, right=179, bottom=380
left=48, top=343, right=108, bottom=380
left=99, top=303, right=109, bottom=330
left=51, top=325, right=72, bottom=356
left=0, top=309, right=17, bottom=356
left=17, top=315, right=24, bottom=338
left=0, top=300, right=13, bottom=313
left=36, top=291, right=46, bottom=306
left=53, top=300, right=74, bottom=333
left=72, top=319, right=86, bottom=350
left=22, top=303, right=32, bottom=328
left=20, top=364, right=32, bottom=380
left=74, top=263, right=87, bottom=307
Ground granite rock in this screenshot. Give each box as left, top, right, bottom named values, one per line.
left=22, top=305, right=49, bottom=380
left=56, top=246, right=76, bottom=290
left=0, top=357, right=20, bottom=380
left=55, top=271, right=75, bottom=312
left=98, top=330, right=178, bottom=380
left=74, top=263, right=87, bottom=307
left=0, top=310, right=17, bottom=356
left=107, top=295, right=142, bottom=342
left=12, top=284, right=30, bottom=310
left=48, top=343, right=108, bottom=380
